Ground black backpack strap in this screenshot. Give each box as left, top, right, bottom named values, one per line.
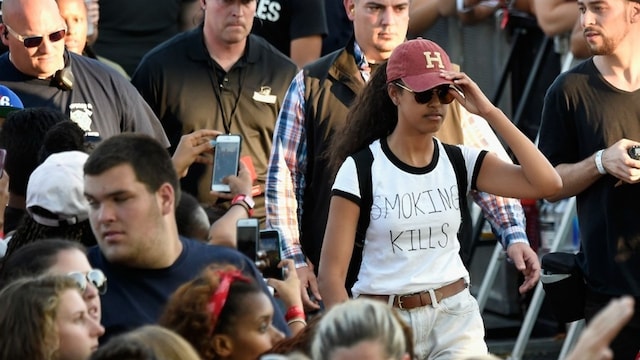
left=442, top=143, right=474, bottom=267
left=345, top=147, right=374, bottom=293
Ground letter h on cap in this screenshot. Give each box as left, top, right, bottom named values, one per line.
left=423, top=52, right=445, bottom=70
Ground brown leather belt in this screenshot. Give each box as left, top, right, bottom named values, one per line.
left=360, top=278, right=468, bottom=310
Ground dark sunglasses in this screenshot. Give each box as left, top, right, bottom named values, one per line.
left=4, top=24, right=66, bottom=48
left=394, top=82, right=456, bottom=104
left=68, top=269, right=107, bottom=295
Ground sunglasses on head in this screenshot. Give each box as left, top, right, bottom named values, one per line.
left=394, top=82, right=456, bottom=104
left=4, top=24, right=66, bottom=48
left=67, top=269, right=107, bottom=295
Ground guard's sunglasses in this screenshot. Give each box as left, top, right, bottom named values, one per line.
left=4, top=24, right=66, bottom=48
left=67, top=269, right=107, bottom=295
left=394, top=82, right=456, bottom=104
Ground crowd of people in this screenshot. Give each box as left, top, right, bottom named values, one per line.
left=0, top=0, right=639, bottom=359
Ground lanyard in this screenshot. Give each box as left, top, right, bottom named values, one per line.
left=208, top=59, right=246, bottom=134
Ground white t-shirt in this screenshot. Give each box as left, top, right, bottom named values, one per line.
left=332, top=138, right=485, bottom=297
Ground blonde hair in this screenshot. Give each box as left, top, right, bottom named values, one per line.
left=127, top=325, right=202, bottom=359
left=91, top=325, right=201, bottom=360
left=0, top=275, right=79, bottom=360
left=311, top=298, right=411, bottom=360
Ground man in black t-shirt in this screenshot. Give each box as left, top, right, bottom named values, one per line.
left=0, top=0, right=169, bottom=146
left=538, top=1, right=640, bottom=358
left=251, top=0, right=328, bottom=68
left=93, top=0, right=200, bottom=76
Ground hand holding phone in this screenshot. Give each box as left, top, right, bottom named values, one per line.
left=211, top=134, right=242, bottom=193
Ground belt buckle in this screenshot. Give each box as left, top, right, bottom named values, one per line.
left=434, top=290, right=444, bottom=303
left=396, top=294, right=409, bottom=309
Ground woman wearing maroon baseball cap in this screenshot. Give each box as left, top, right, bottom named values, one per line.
left=318, top=38, right=562, bottom=359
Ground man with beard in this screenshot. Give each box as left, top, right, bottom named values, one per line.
left=538, top=0, right=640, bottom=358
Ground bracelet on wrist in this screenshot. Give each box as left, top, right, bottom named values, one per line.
left=287, top=318, right=307, bottom=327
left=229, top=202, right=250, bottom=216
left=284, top=305, right=305, bottom=322
left=595, top=149, right=607, bottom=175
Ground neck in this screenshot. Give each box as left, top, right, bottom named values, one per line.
left=203, top=30, right=247, bottom=72
left=593, top=32, right=640, bottom=91
left=154, top=223, right=183, bottom=268
left=386, top=131, right=435, bottom=167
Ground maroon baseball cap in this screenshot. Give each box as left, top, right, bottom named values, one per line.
left=386, top=38, right=453, bottom=92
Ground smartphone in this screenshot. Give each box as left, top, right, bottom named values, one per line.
left=236, top=218, right=259, bottom=261
left=0, top=148, right=6, bottom=176
left=211, top=134, right=242, bottom=192
left=258, top=229, right=284, bottom=280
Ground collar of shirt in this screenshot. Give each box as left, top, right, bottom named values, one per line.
left=353, top=41, right=374, bottom=82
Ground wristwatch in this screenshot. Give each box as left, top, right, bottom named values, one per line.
left=231, top=194, right=255, bottom=217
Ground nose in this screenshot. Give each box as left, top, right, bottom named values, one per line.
left=38, top=34, right=57, bottom=53
left=581, top=10, right=595, bottom=27
left=95, top=202, right=116, bottom=224
left=269, top=324, right=285, bottom=344
left=380, top=6, right=394, bottom=26
left=230, top=1, right=244, bottom=16
left=89, top=316, right=105, bottom=337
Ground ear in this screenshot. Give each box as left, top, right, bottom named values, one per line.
left=0, top=24, right=9, bottom=47
left=387, top=83, right=400, bottom=105
left=200, top=0, right=206, bottom=10
left=212, top=334, right=234, bottom=358
left=631, top=1, right=640, bottom=23
left=344, top=0, right=356, bottom=21
left=157, top=182, right=175, bottom=216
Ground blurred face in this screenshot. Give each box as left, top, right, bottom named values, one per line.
left=1, top=0, right=67, bottom=78
left=47, top=249, right=102, bottom=323
left=84, top=164, right=170, bottom=268
left=56, top=289, right=104, bottom=360
left=578, top=0, right=637, bottom=55
left=389, top=83, right=450, bottom=135
left=202, top=0, right=257, bottom=45
left=223, top=292, right=285, bottom=360
left=345, top=0, right=410, bottom=62
left=56, top=0, right=88, bottom=54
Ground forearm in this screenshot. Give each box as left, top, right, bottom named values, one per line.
left=533, top=1, right=579, bottom=36
left=208, top=205, right=249, bottom=248
left=484, top=107, right=561, bottom=197
left=408, top=0, right=441, bottom=35
left=548, top=157, right=602, bottom=201
left=317, top=273, right=349, bottom=310
left=290, top=36, right=322, bottom=69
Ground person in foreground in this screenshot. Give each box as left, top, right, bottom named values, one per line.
left=311, top=298, right=414, bottom=360
left=90, top=325, right=201, bottom=360
left=160, top=261, right=304, bottom=360
left=0, top=275, right=104, bottom=360
left=317, top=39, right=562, bottom=359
